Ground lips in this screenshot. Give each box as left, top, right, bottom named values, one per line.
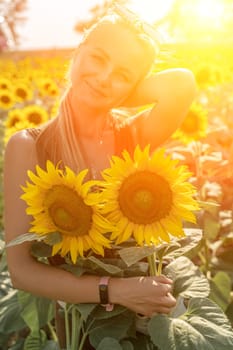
left=85, top=81, right=108, bottom=98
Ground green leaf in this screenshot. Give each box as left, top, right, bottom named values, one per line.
left=74, top=303, right=97, bottom=322
left=42, top=340, right=60, bottom=350
left=165, top=228, right=203, bottom=260
left=91, top=304, right=129, bottom=320
left=130, top=333, right=155, bottom=349
left=96, top=337, right=122, bottom=350
left=121, top=340, right=134, bottom=350
left=155, top=242, right=181, bottom=261
left=198, top=200, right=220, bottom=210
left=209, top=272, right=232, bottom=311
left=164, top=256, right=210, bottom=299
left=18, top=291, right=54, bottom=332
left=203, top=215, right=220, bottom=240
left=6, top=232, right=61, bottom=249
left=23, top=330, right=47, bottom=350
left=148, top=298, right=233, bottom=350
left=226, top=301, right=233, bottom=325
left=89, top=311, right=135, bottom=348
left=87, top=256, right=123, bottom=274
left=0, top=290, right=26, bottom=336
left=44, top=232, right=62, bottom=245
left=8, top=339, right=25, bottom=350
left=149, top=314, right=215, bottom=350
left=31, top=241, right=52, bottom=258
left=6, top=232, right=48, bottom=247
left=119, top=243, right=181, bottom=267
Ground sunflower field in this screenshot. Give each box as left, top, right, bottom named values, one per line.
left=1, top=43, right=233, bottom=349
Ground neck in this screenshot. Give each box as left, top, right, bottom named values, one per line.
left=68, top=89, right=111, bottom=139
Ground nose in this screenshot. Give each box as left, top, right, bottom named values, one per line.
left=96, top=65, right=112, bottom=87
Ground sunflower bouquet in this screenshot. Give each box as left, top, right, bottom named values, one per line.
left=8, top=145, right=233, bottom=350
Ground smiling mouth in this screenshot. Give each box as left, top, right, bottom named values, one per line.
left=85, top=81, right=108, bottom=98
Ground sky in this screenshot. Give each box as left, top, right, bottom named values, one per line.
left=17, top=0, right=99, bottom=50
left=16, top=0, right=174, bottom=50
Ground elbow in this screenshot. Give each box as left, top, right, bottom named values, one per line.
left=177, top=68, right=197, bottom=104
left=6, top=251, right=34, bottom=291
left=8, top=265, right=25, bottom=290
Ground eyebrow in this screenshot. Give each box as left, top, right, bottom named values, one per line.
left=92, top=47, right=109, bottom=59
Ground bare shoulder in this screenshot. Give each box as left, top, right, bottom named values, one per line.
left=5, top=129, right=37, bottom=159
left=4, top=129, right=38, bottom=176
left=5, top=129, right=35, bottom=152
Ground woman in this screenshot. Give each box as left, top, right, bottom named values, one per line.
left=4, top=6, right=196, bottom=341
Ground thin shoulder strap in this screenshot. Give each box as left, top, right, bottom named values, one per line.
left=26, top=127, right=41, bottom=140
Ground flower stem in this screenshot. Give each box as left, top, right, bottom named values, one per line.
left=148, top=253, right=157, bottom=276
left=157, top=258, right=163, bottom=276
left=78, top=332, right=88, bottom=350
left=71, top=306, right=79, bottom=350
left=47, top=321, right=58, bottom=343
left=64, top=304, right=71, bottom=350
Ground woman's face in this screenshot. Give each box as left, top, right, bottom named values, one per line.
left=70, top=21, right=150, bottom=110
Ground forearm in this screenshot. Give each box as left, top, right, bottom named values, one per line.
left=7, top=249, right=101, bottom=304
left=124, top=68, right=197, bottom=149
left=123, top=68, right=197, bottom=108
left=7, top=247, right=176, bottom=316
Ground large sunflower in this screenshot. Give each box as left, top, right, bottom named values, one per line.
left=101, top=145, right=199, bottom=246
left=21, top=161, right=113, bottom=263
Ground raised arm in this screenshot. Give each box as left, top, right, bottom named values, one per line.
left=124, top=68, right=197, bottom=149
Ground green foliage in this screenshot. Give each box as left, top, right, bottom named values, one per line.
left=148, top=298, right=233, bottom=350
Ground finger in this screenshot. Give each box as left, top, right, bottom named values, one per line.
left=149, top=306, right=172, bottom=316
left=163, top=293, right=177, bottom=307
left=162, top=283, right=173, bottom=294
left=156, top=274, right=173, bottom=284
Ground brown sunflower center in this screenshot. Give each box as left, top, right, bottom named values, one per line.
left=10, top=116, right=21, bottom=127
left=118, top=171, right=173, bottom=224
left=1, top=95, right=10, bottom=104
left=27, top=112, right=43, bottom=124
left=16, top=88, right=27, bottom=99
left=44, top=185, right=92, bottom=235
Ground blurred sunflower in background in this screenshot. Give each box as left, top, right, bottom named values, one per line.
left=5, top=109, right=25, bottom=128
left=21, top=161, right=113, bottom=263
left=14, top=81, right=33, bottom=103
left=172, top=102, right=208, bottom=144
left=0, top=77, right=12, bottom=90
left=0, top=90, right=16, bottom=110
left=101, top=145, right=199, bottom=246
left=23, top=105, right=49, bottom=125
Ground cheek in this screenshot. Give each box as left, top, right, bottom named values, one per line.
left=113, top=81, right=134, bottom=97
left=111, top=83, right=135, bottom=105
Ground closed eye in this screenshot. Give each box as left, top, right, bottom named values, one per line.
left=114, top=70, right=131, bottom=83
left=91, top=54, right=105, bottom=63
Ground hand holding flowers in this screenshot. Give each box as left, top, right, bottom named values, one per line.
left=7, top=145, right=233, bottom=350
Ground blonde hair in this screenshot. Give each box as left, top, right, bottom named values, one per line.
left=69, top=9, right=159, bottom=83
left=35, top=8, right=159, bottom=173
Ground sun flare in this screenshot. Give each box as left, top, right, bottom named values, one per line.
left=128, top=0, right=174, bottom=23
